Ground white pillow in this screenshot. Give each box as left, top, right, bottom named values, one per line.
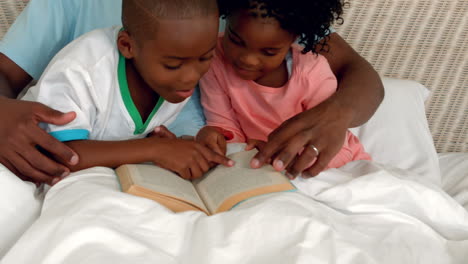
left=350, top=77, right=440, bottom=185
left=0, top=165, right=42, bottom=258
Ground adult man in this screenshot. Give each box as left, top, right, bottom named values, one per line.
left=0, top=0, right=384, bottom=184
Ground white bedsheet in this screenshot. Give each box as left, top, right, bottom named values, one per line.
left=0, top=165, right=42, bottom=258
left=2, top=158, right=468, bottom=264
left=440, top=153, right=468, bottom=211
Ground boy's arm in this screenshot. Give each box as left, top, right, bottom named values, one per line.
left=62, top=138, right=233, bottom=181
left=252, top=33, right=384, bottom=176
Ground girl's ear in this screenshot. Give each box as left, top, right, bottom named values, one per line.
left=117, top=30, right=136, bottom=59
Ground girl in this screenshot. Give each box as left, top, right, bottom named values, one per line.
left=196, top=0, right=371, bottom=178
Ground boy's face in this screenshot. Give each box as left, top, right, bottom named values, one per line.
left=128, top=15, right=219, bottom=103
left=222, top=10, right=296, bottom=81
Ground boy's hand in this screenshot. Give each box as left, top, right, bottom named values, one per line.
left=151, top=138, right=234, bottom=180
left=250, top=100, right=349, bottom=178
left=0, top=97, right=79, bottom=185
left=195, top=126, right=228, bottom=156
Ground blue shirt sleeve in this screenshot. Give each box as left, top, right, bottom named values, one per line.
left=168, top=85, right=206, bottom=137
left=0, top=0, right=76, bottom=80
left=49, top=129, right=90, bottom=142
left=0, top=0, right=121, bottom=80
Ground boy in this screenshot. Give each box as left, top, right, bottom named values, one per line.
left=21, top=0, right=233, bottom=182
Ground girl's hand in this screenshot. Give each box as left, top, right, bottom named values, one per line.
left=150, top=138, right=234, bottom=180
left=195, top=126, right=228, bottom=156
left=250, top=100, right=350, bottom=178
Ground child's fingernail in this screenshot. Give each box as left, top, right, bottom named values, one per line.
left=228, top=160, right=235, bottom=166
left=251, top=159, right=260, bottom=168
left=70, top=155, right=79, bottom=165
left=154, top=126, right=161, bottom=132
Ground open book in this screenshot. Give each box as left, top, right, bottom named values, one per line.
left=116, top=149, right=296, bottom=215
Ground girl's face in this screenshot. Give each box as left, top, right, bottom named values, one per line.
left=119, top=14, right=219, bottom=103
left=223, top=9, right=297, bottom=82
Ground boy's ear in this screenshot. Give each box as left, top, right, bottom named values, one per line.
left=117, top=30, right=136, bottom=59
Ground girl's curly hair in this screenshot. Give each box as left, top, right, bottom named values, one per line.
left=218, top=0, right=346, bottom=54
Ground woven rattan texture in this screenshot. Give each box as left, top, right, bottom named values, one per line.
left=0, top=0, right=27, bottom=38
left=334, top=0, right=467, bottom=153
left=1, top=0, right=467, bottom=152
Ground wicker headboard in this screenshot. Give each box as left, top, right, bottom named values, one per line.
left=334, top=0, right=467, bottom=153
left=0, top=0, right=27, bottom=37
left=1, top=0, right=467, bottom=153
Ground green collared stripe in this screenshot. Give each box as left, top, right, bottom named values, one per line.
left=118, top=53, right=165, bottom=135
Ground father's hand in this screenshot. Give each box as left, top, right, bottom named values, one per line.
left=250, top=99, right=350, bottom=178
left=0, top=97, right=79, bottom=184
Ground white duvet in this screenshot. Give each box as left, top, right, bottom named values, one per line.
left=2, top=146, right=468, bottom=264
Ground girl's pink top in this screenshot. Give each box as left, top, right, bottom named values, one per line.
left=200, top=37, right=371, bottom=169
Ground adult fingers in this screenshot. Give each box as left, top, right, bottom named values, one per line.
left=267, top=113, right=306, bottom=143
left=246, top=139, right=267, bottom=152
left=22, top=146, right=70, bottom=178
left=284, top=155, right=299, bottom=179
left=251, top=142, right=282, bottom=169
left=245, top=139, right=257, bottom=151
left=32, top=127, right=78, bottom=166
left=251, top=123, right=305, bottom=169
left=10, top=151, right=58, bottom=185
left=251, top=130, right=294, bottom=168
left=33, top=103, right=76, bottom=126
left=270, top=132, right=311, bottom=172
left=286, top=143, right=321, bottom=177
left=302, top=150, right=335, bottom=178
left=254, top=140, right=267, bottom=152
left=31, top=103, right=78, bottom=166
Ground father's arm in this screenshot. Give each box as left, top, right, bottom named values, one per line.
left=0, top=0, right=82, bottom=184
left=0, top=54, right=78, bottom=184
left=0, top=54, right=31, bottom=98
left=319, top=33, right=384, bottom=127
left=252, top=32, right=384, bottom=177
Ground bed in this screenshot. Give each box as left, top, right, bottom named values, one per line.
left=1, top=0, right=467, bottom=263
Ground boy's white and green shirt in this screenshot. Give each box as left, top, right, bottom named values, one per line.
left=22, top=26, right=188, bottom=142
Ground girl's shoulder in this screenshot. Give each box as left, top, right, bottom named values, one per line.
left=291, top=44, right=333, bottom=78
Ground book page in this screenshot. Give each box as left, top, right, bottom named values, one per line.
left=122, top=164, right=207, bottom=211
left=193, top=150, right=294, bottom=213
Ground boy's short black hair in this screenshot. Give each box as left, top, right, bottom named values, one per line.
left=122, top=0, right=218, bottom=40
left=218, top=0, right=346, bottom=54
